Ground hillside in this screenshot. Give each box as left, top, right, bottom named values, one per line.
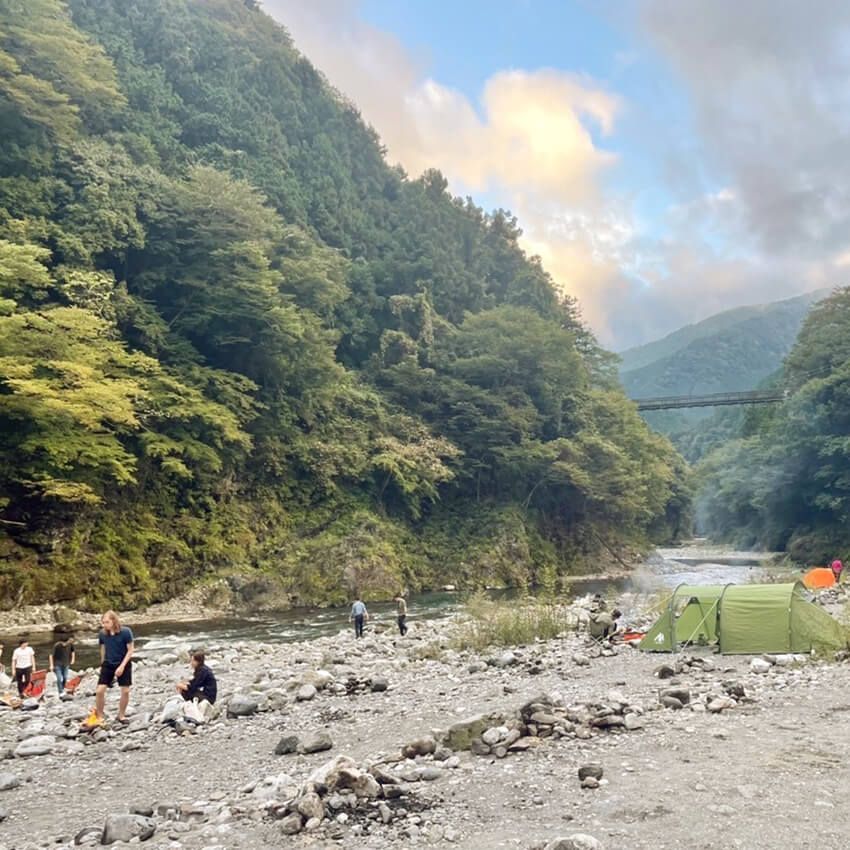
left=619, top=290, right=827, bottom=399
left=0, top=0, right=689, bottom=609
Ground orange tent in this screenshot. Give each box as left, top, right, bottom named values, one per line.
left=803, top=567, right=836, bottom=589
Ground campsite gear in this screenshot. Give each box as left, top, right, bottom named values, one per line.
left=81, top=707, right=104, bottom=729
left=64, top=674, right=83, bottom=694
left=640, top=582, right=847, bottom=655
left=803, top=567, right=836, bottom=589
left=22, top=669, right=46, bottom=699
left=622, top=630, right=645, bottom=643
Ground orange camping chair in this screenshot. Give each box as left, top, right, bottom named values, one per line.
left=64, top=674, right=84, bottom=694
left=23, top=669, right=47, bottom=698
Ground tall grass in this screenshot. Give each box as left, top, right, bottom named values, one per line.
left=452, top=591, right=574, bottom=651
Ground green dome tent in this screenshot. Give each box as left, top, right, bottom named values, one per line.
left=640, top=581, right=847, bottom=654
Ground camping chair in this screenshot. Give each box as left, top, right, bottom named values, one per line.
left=23, top=669, right=47, bottom=699
left=64, top=674, right=84, bottom=694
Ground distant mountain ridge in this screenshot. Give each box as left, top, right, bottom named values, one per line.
left=619, top=290, right=829, bottom=400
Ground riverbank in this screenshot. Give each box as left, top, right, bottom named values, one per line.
left=1, top=588, right=849, bottom=850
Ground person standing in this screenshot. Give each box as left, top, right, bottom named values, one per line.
left=349, top=596, right=368, bottom=639
left=95, top=611, right=134, bottom=723
left=11, top=638, right=35, bottom=697
left=50, top=637, right=75, bottom=695
left=831, top=559, right=844, bottom=584
left=395, top=596, right=408, bottom=636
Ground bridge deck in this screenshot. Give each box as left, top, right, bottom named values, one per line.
left=634, top=390, right=785, bottom=411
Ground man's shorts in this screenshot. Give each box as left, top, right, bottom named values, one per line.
left=98, top=661, right=132, bottom=688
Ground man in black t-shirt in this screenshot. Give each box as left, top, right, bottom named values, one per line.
left=50, top=638, right=75, bottom=695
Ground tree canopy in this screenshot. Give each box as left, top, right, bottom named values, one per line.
left=0, top=0, right=690, bottom=607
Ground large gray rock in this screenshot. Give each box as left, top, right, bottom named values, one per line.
left=443, top=714, right=503, bottom=751
left=14, top=736, right=55, bottom=758
left=0, top=772, right=19, bottom=791
left=298, top=731, right=333, bottom=754
left=280, top=813, right=303, bottom=835
left=578, top=764, right=603, bottom=781
left=546, top=835, right=603, bottom=850
left=227, top=695, right=260, bottom=717
left=101, top=814, right=156, bottom=844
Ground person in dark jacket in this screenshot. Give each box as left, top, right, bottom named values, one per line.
left=177, top=651, right=217, bottom=705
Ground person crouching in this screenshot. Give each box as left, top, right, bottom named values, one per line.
left=177, top=651, right=217, bottom=721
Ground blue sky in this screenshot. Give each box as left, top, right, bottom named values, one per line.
left=269, top=0, right=850, bottom=348
left=359, top=0, right=691, bottom=233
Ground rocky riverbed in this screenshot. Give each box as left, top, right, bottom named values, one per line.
left=1, top=595, right=849, bottom=850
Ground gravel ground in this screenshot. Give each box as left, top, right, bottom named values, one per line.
left=0, top=607, right=848, bottom=850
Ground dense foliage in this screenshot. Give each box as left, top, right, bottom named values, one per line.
left=0, top=0, right=689, bottom=608
left=697, top=288, right=850, bottom=561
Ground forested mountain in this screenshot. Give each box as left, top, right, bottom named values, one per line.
left=620, top=290, right=826, bottom=399
left=620, top=291, right=825, bottom=460
left=0, top=0, right=689, bottom=608
left=697, top=288, right=850, bottom=561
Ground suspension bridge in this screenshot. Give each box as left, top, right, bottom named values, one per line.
left=633, top=389, right=787, bottom=411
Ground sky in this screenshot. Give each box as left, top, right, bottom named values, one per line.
left=262, top=0, right=850, bottom=350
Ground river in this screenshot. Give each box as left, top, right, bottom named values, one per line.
left=23, top=545, right=789, bottom=669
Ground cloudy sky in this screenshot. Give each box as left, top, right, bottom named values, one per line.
left=262, top=0, right=850, bottom=349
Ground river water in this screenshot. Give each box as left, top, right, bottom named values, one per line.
left=24, top=546, right=790, bottom=669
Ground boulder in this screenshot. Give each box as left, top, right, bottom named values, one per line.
left=443, top=714, right=503, bottom=751
left=298, top=731, right=333, bottom=754
left=101, top=814, right=156, bottom=845
left=750, top=658, right=772, bottom=674
left=227, top=695, right=260, bottom=717
left=14, top=736, right=55, bottom=758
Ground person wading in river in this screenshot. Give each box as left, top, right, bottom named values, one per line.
left=94, top=611, right=134, bottom=724
left=350, top=596, right=369, bottom=639
left=395, top=595, right=408, bottom=636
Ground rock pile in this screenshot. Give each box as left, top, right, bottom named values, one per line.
left=440, top=691, right=646, bottom=758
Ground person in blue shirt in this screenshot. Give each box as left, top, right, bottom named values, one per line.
left=349, top=596, right=369, bottom=638
left=95, top=610, right=134, bottom=724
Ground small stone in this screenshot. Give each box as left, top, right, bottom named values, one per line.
left=572, top=653, right=591, bottom=667
left=580, top=777, right=600, bottom=789
left=545, top=835, right=603, bottom=850
left=470, top=738, right=491, bottom=756
left=578, top=764, right=603, bottom=781
left=624, top=713, right=644, bottom=730
left=296, top=684, right=317, bottom=702
left=0, top=772, right=19, bottom=791
left=481, top=727, right=503, bottom=746
left=296, top=791, right=324, bottom=821
left=708, top=696, right=736, bottom=713
left=660, top=687, right=690, bottom=705
left=402, top=735, right=436, bottom=758
left=275, top=735, right=300, bottom=755
left=750, top=658, right=772, bottom=674
left=370, top=677, right=389, bottom=692
left=655, top=664, right=676, bottom=679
